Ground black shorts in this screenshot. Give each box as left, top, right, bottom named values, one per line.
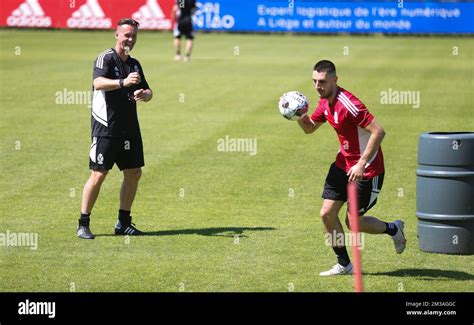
left=89, top=136, right=144, bottom=171
left=174, top=17, right=194, bottom=39
left=322, top=162, right=384, bottom=215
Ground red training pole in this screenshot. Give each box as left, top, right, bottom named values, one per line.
left=347, top=181, right=363, bottom=292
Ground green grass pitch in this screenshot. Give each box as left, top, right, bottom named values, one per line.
left=0, top=29, right=473, bottom=292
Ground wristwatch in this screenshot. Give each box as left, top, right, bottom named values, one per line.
left=119, top=79, right=124, bottom=88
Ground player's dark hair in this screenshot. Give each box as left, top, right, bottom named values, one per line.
left=117, top=18, right=139, bottom=28
left=313, top=60, right=336, bottom=76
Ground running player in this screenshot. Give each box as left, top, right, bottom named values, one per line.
left=297, top=60, right=406, bottom=275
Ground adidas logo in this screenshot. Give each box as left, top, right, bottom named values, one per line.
left=132, top=0, right=171, bottom=30
left=7, top=0, right=51, bottom=27
left=67, top=0, right=112, bottom=29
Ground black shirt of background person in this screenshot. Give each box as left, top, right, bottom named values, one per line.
left=178, top=0, right=196, bottom=18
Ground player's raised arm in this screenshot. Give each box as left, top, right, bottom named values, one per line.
left=297, top=115, right=322, bottom=134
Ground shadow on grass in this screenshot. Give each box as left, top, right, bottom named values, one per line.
left=96, top=227, right=275, bottom=238
left=366, top=268, right=474, bottom=281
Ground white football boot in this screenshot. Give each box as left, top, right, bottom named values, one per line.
left=319, top=263, right=353, bottom=276
left=391, top=220, right=407, bottom=254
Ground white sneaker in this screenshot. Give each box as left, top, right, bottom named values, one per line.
left=174, top=54, right=182, bottom=61
left=391, top=220, right=407, bottom=254
left=319, top=263, right=353, bottom=276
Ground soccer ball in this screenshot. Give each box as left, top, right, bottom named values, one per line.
left=278, top=91, right=309, bottom=121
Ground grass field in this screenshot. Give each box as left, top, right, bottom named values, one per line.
left=0, top=29, right=473, bottom=292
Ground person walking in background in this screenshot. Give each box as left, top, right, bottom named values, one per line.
left=172, top=0, right=196, bottom=62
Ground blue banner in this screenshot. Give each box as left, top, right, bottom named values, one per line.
left=193, top=1, right=474, bottom=34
